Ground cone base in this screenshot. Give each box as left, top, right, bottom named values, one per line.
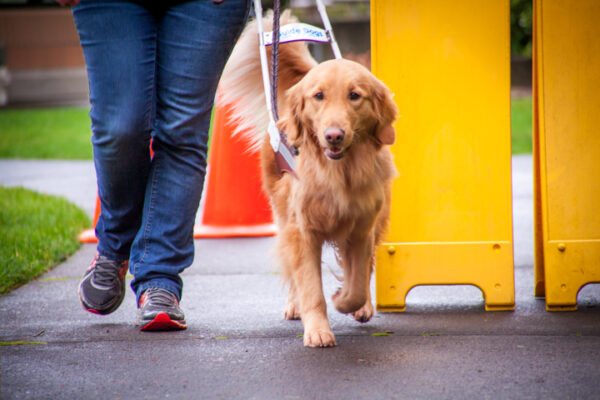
left=78, top=228, right=98, bottom=244
left=79, top=222, right=277, bottom=244
left=193, top=223, right=277, bottom=238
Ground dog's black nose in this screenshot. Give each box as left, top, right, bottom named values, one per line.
left=325, top=128, right=345, bottom=145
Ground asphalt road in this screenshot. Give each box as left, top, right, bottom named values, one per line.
left=1, top=156, right=599, bottom=400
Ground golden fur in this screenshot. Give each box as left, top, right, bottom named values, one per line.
left=219, top=13, right=398, bottom=347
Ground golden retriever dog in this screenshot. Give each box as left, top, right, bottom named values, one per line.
left=219, top=11, right=398, bottom=347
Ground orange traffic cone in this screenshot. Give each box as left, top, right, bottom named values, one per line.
left=78, top=195, right=100, bottom=243
left=78, top=101, right=275, bottom=243
left=193, top=100, right=276, bottom=238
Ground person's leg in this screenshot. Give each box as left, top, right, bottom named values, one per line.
left=73, top=0, right=157, bottom=314
left=130, top=0, right=251, bottom=303
left=74, top=0, right=156, bottom=260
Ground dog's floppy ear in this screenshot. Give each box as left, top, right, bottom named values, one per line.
left=276, top=82, right=305, bottom=148
left=371, top=76, right=398, bottom=146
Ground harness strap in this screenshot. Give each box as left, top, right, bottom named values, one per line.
left=271, top=0, right=281, bottom=123
left=253, top=0, right=340, bottom=176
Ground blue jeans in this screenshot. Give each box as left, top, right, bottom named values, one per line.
left=73, top=0, right=250, bottom=301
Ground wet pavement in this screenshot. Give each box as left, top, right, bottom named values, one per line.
left=1, top=155, right=599, bottom=400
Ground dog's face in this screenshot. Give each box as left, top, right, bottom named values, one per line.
left=279, top=59, right=397, bottom=160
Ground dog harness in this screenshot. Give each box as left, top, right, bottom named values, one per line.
left=253, top=0, right=342, bottom=177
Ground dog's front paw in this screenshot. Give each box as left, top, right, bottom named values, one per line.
left=284, top=302, right=301, bottom=320
left=332, top=289, right=366, bottom=314
left=303, top=329, right=337, bottom=348
left=352, top=301, right=374, bottom=323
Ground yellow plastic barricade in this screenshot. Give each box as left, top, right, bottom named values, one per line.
left=371, top=0, right=515, bottom=311
left=533, top=0, right=600, bottom=311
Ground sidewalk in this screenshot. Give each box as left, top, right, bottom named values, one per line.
left=1, top=156, right=599, bottom=400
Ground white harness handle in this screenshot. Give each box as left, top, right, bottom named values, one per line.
left=252, top=0, right=342, bottom=175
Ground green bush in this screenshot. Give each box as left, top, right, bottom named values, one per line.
left=511, top=0, right=533, bottom=57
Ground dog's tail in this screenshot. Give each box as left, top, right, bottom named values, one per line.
left=218, top=10, right=316, bottom=151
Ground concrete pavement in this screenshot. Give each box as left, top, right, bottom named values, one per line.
left=1, top=155, right=600, bottom=400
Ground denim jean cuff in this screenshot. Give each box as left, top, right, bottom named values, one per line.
left=135, top=281, right=182, bottom=304
left=97, top=245, right=130, bottom=263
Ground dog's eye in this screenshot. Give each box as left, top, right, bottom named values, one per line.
left=349, top=91, right=361, bottom=101
left=314, top=92, right=324, bottom=101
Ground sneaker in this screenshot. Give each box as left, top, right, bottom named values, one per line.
left=78, top=254, right=129, bottom=315
left=137, top=287, right=187, bottom=331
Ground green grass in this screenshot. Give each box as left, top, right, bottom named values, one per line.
left=0, top=187, right=91, bottom=295
left=0, top=107, right=93, bottom=159
left=0, top=100, right=532, bottom=159
left=511, top=96, right=533, bottom=154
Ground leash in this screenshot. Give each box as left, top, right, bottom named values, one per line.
left=253, top=0, right=342, bottom=178
left=271, top=0, right=281, bottom=122
left=254, top=0, right=297, bottom=178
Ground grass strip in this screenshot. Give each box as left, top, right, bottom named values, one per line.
left=0, top=107, right=93, bottom=159
left=0, top=99, right=531, bottom=160
left=0, top=187, right=90, bottom=295
left=511, top=96, right=533, bottom=154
